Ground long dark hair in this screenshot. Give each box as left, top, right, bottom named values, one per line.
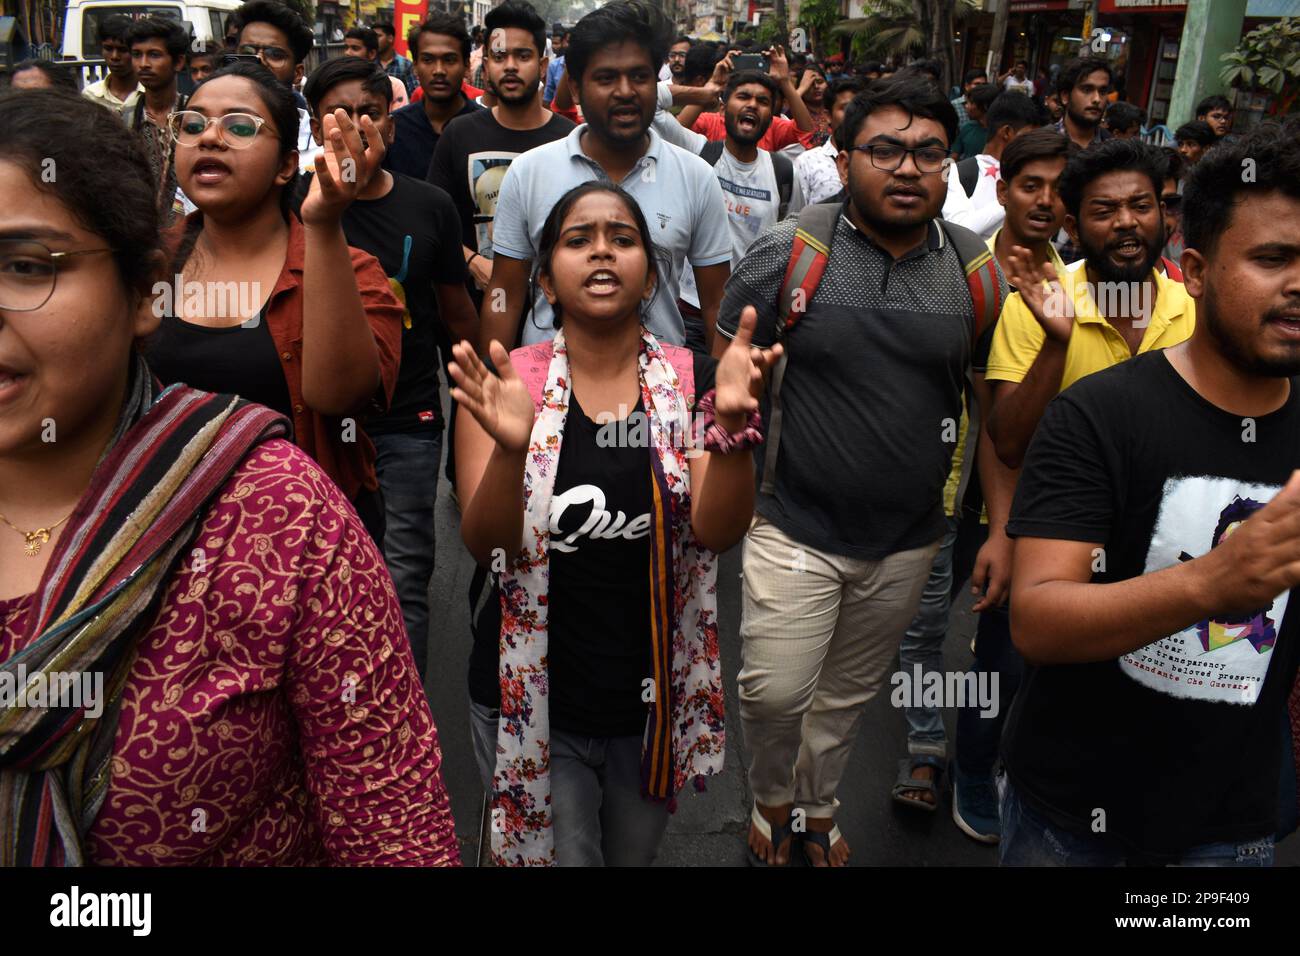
left=171, top=60, right=302, bottom=272
left=530, top=181, right=660, bottom=332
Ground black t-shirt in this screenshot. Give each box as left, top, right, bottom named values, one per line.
left=427, top=108, right=575, bottom=257
left=142, top=306, right=293, bottom=421
left=1004, top=350, right=1300, bottom=857
left=470, top=353, right=717, bottom=738
left=383, top=98, right=483, bottom=181
left=296, top=172, right=468, bottom=434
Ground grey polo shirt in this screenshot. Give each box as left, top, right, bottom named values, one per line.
left=718, top=207, right=1004, bottom=559
left=491, top=124, right=733, bottom=345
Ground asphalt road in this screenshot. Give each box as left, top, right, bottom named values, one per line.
left=419, top=450, right=1300, bottom=868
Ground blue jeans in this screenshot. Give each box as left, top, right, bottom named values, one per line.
left=469, top=701, right=671, bottom=866
left=371, top=430, right=441, bottom=683
left=998, top=773, right=1275, bottom=867
left=897, top=515, right=960, bottom=765
left=954, top=603, right=1022, bottom=779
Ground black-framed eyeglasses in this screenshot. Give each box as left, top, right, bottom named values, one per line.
left=1161, top=194, right=1183, bottom=209
left=850, top=143, right=951, bottom=174
left=0, top=239, right=116, bottom=312
left=168, top=110, right=278, bottom=148
left=237, top=42, right=291, bottom=66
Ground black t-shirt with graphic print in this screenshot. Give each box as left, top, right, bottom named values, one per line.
left=470, top=354, right=716, bottom=739
left=1003, top=350, right=1300, bottom=857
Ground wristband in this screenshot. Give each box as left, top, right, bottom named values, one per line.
left=697, top=389, right=764, bottom=455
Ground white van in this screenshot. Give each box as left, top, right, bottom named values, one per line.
left=61, top=0, right=243, bottom=82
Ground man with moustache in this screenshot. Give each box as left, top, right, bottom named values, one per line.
left=716, top=76, right=1008, bottom=866
left=481, top=0, right=731, bottom=350
left=429, top=1, right=573, bottom=295
left=384, top=14, right=483, bottom=180
left=123, top=17, right=188, bottom=224
left=997, top=121, right=1300, bottom=867
left=650, top=70, right=790, bottom=353
left=986, top=138, right=1195, bottom=471
left=1054, top=56, right=1112, bottom=150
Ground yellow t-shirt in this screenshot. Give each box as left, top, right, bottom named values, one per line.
left=985, top=259, right=1196, bottom=390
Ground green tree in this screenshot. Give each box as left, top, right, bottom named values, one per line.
left=797, top=0, right=840, bottom=59
left=1220, top=16, right=1300, bottom=116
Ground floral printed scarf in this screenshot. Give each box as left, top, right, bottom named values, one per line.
left=491, top=327, right=725, bottom=866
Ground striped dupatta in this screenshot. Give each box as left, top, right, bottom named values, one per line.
left=0, top=354, right=289, bottom=865
left=490, top=327, right=726, bottom=867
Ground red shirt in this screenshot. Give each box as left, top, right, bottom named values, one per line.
left=166, top=214, right=404, bottom=500
left=690, top=111, right=816, bottom=151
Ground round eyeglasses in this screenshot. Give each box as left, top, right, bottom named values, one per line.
left=0, top=239, right=115, bottom=312
left=168, top=110, right=278, bottom=149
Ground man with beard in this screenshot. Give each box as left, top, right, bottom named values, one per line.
left=481, top=0, right=731, bottom=349
left=383, top=14, right=483, bottom=180
left=662, top=34, right=691, bottom=83
left=986, top=138, right=1194, bottom=471
left=716, top=76, right=1009, bottom=866
left=996, top=121, right=1300, bottom=867
left=1054, top=57, right=1112, bottom=150
left=428, top=1, right=573, bottom=294
left=649, top=70, right=791, bottom=354
left=123, top=17, right=188, bottom=224
left=982, top=136, right=1190, bottom=473
left=374, top=21, right=417, bottom=95
left=82, top=15, right=141, bottom=112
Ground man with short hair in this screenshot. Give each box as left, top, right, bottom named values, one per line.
left=721, top=76, right=1008, bottom=866
left=298, top=55, right=477, bottom=681
left=1054, top=56, right=1112, bottom=150
left=429, top=0, right=573, bottom=293
left=481, top=0, right=731, bottom=350
left=664, top=34, right=690, bottom=82
left=788, top=75, right=867, bottom=212
left=343, top=26, right=379, bottom=60
left=124, top=17, right=188, bottom=224
left=1161, top=146, right=1186, bottom=264
left=384, top=14, right=483, bottom=180
left=1103, top=100, right=1144, bottom=139
left=986, top=137, right=1194, bottom=472
left=951, top=81, right=1000, bottom=160
left=943, top=89, right=1044, bottom=239
left=951, top=67, right=987, bottom=118
left=1002, top=60, right=1033, bottom=96
left=188, top=43, right=218, bottom=83
left=676, top=45, right=817, bottom=150
left=1176, top=120, right=1216, bottom=166
left=82, top=14, right=141, bottom=112
left=998, top=121, right=1300, bottom=867
left=1195, top=93, right=1233, bottom=139
left=374, top=21, right=417, bottom=95
left=542, top=24, right=569, bottom=106
left=232, top=0, right=318, bottom=157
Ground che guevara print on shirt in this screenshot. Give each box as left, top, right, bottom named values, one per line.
left=1121, top=475, right=1289, bottom=705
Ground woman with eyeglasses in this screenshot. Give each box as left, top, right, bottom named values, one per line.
left=451, top=181, right=781, bottom=866
left=140, top=62, right=402, bottom=540
left=0, top=88, right=458, bottom=865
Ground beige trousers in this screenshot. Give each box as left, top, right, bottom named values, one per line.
left=738, top=515, right=941, bottom=819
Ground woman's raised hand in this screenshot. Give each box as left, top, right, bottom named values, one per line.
left=448, top=340, right=536, bottom=453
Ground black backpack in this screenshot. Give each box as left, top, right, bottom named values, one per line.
left=956, top=155, right=980, bottom=198
left=698, top=139, right=794, bottom=220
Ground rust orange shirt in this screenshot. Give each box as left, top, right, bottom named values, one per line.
left=161, top=213, right=404, bottom=500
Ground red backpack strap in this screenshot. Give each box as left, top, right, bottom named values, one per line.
left=776, top=202, right=839, bottom=336
left=939, top=219, right=1005, bottom=347
left=1161, top=256, right=1184, bottom=281
left=509, top=342, right=556, bottom=413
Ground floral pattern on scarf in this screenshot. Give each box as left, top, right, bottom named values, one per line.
left=490, top=327, right=724, bottom=866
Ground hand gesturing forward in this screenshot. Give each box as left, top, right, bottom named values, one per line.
left=714, top=306, right=784, bottom=429
left=448, top=340, right=536, bottom=453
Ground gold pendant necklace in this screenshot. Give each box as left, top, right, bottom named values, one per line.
left=0, top=511, right=72, bottom=557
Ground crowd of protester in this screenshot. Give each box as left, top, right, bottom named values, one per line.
left=1, top=0, right=1298, bottom=870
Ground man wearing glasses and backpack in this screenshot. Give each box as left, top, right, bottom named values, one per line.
left=231, top=0, right=318, bottom=160
left=716, top=76, right=1010, bottom=866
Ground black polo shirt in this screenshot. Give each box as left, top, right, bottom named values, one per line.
left=383, top=97, right=483, bottom=181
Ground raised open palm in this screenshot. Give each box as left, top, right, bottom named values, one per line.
left=448, top=340, right=535, bottom=453
left=1004, top=244, right=1074, bottom=344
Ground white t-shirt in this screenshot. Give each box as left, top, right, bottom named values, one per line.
left=940, top=153, right=1004, bottom=240
left=1003, top=75, right=1035, bottom=96
left=789, top=138, right=841, bottom=214
left=492, top=124, right=733, bottom=345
